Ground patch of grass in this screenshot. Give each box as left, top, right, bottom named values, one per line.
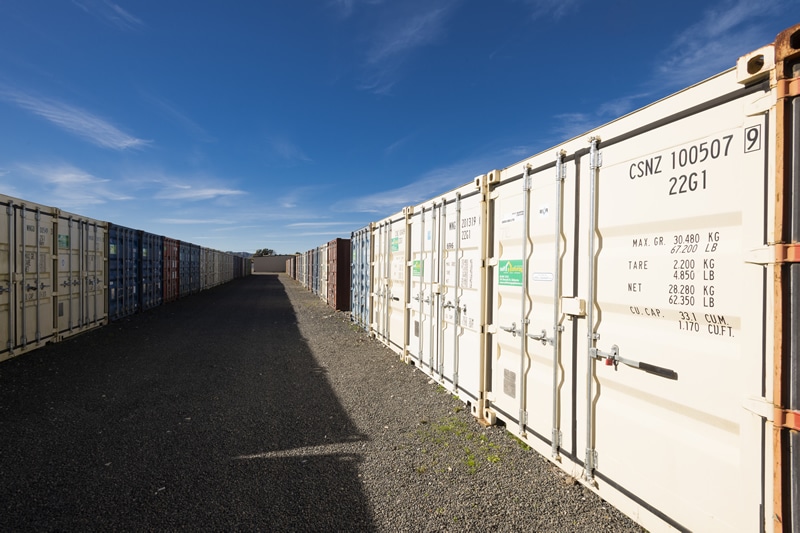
left=416, top=414, right=504, bottom=475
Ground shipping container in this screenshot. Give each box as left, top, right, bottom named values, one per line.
left=55, top=208, right=107, bottom=341
left=163, top=237, right=179, bottom=303
left=319, top=244, right=329, bottom=303
left=179, top=241, right=201, bottom=297
left=327, top=238, right=351, bottom=311
left=350, top=225, right=372, bottom=330
left=108, top=224, right=140, bottom=320
left=1, top=195, right=108, bottom=362
left=371, top=210, right=408, bottom=355
left=1, top=195, right=58, bottom=361
left=405, top=180, right=489, bottom=407
left=469, top=32, right=798, bottom=532
left=140, top=231, right=163, bottom=311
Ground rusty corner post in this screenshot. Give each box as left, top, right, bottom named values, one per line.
left=773, top=23, right=800, bottom=533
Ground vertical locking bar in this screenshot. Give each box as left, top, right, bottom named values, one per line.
left=585, top=137, right=602, bottom=479
left=429, top=203, right=436, bottom=373
left=418, top=208, right=425, bottom=363
left=20, top=205, right=27, bottom=347
left=68, top=217, right=74, bottom=331
left=92, top=222, right=98, bottom=323
left=7, top=203, right=15, bottom=352
left=518, top=165, right=532, bottom=435
left=453, top=193, right=462, bottom=392
left=551, top=151, right=566, bottom=457
left=438, top=199, right=447, bottom=378
left=34, top=208, right=41, bottom=342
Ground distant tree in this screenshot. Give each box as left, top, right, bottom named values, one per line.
left=253, top=248, right=275, bottom=257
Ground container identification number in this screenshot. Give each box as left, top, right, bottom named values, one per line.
left=628, top=128, right=761, bottom=197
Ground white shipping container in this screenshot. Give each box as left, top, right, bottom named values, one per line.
left=371, top=211, right=408, bottom=355
left=477, top=37, right=793, bottom=532
left=405, top=178, right=491, bottom=409
left=0, top=195, right=58, bottom=361
left=55, top=209, right=107, bottom=340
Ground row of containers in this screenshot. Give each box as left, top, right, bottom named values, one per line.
left=286, top=238, right=352, bottom=312
left=286, top=26, right=800, bottom=533
left=1, top=194, right=250, bottom=363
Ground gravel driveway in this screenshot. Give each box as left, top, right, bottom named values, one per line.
left=0, top=274, right=644, bottom=532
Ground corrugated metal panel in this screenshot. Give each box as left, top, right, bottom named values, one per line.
left=327, top=238, right=351, bottom=311
left=350, top=226, right=371, bottom=331
left=406, top=181, right=487, bottom=407
left=319, top=244, right=328, bottom=303
left=0, top=195, right=58, bottom=361
left=179, top=242, right=201, bottom=297
left=163, top=237, right=179, bottom=303
left=140, top=231, right=163, bottom=311
left=371, top=210, right=408, bottom=355
left=108, top=224, right=140, bottom=321
left=55, top=209, right=107, bottom=339
left=480, top=57, right=778, bottom=532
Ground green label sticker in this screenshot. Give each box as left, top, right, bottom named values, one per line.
left=498, top=260, right=523, bottom=286
left=391, top=237, right=400, bottom=252
left=412, top=260, right=423, bottom=277
left=57, top=234, right=70, bottom=249
left=109, top=243, right=117, bottom=255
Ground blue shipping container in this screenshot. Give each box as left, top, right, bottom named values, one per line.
left=140, top=231, right=164, bottom=311
left=350, top=225, right=371, bottom=331
left=108, top=224, right=140, bottom=321
left=179, top=241, right=201, bottom=298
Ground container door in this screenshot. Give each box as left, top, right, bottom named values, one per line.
left=579, top=93, right=769, bottom=531
left=372, top=216, right=407, bottom=355
left=443, top=190, right=487, bottom=406
left=17, top=203, right=56, bottom=353
left=1, top=198, right=60, bottom=359
left=351, top=228, right=371, bottom=330
left=0, top=199, right=13, bottom=360
left=487, top=174, right=528, bottom=434
left=407, top=206, right=437, bottom=372
left=107, top=225, right=138, bottom=321
left=141, top=234, right=163, bottom=311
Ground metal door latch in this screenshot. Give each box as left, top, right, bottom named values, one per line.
left=591, top=345, right=678, bottom=380
left=527, top=329, right=553, bottom=345
left=500, top=322, right=522, bottom=337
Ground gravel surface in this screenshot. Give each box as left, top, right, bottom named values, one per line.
left=0, top=274, right=645, bottom=532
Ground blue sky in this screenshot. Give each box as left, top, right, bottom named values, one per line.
left=0, top=1, right=794, bottom=254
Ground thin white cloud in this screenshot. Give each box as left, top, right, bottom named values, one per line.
left=15, top=163, right=134, bottom=210
left=269, top=138, right=313, bottom=163
left=154, top=186, right=246, bottom=201
left=384, top=133, right=414, bottom=155
left=546, top=0, right=787, bottom=145
left=359, top=1, right=455, bottom=94
left=519, top=0, right=582, bottom=20
left=329, top=0, right=385, bottom=18
left=156, top=218, right=235, bottom=225
left=0, top=88, right=150, bottom=150
left=72, top=0, right=144, bottom=30
left=656, top=0, right=786, bottom=88
left=287, top=221, right=362, bottom=228
left=334, top=149, right=519, bottom=214
left=141, top=92, right=214, bottom=142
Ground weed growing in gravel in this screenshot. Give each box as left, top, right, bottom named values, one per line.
left=415, top=415, right=503, bottom=475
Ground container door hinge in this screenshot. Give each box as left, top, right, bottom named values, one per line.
left=746, top=243, right=800, bottom=265
left=776, top=243, right=800, bottom=263
left=551, top=429, right=562, bottom=456
left=775, top=408, right=800, bottom=431
left=584, top=449, right=598, bottom=479
left=777, top=78, right=800, bottom=99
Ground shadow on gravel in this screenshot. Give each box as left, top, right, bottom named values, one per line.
left=0, top=274, right=375, bottom=531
